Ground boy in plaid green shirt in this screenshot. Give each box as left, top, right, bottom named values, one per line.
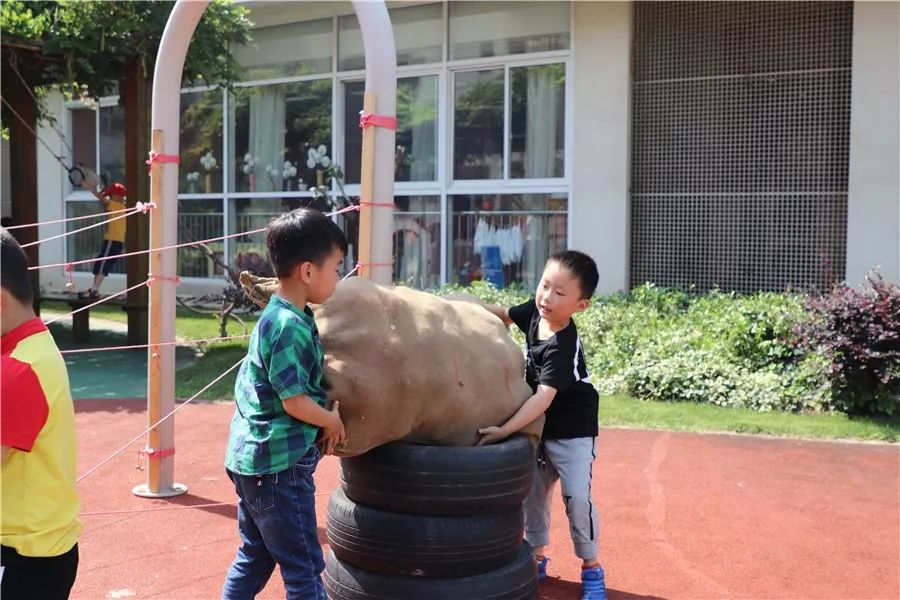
left=223, top=208, right=347, bottom=600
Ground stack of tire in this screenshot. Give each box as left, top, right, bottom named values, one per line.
left=324, top=436, right=538, bottom=599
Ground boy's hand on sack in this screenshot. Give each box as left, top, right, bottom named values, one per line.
left=476, top=425, right=509, bottom=446
left=321, top=401, right=346, bottom=455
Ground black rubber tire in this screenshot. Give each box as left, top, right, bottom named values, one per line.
left=324, top=543, right=538, bottom=600
left=327, top=488, right=523, bottom=578
left=339, top=435, right=534, bottom=516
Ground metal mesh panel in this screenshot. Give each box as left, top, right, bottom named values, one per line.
left=631, top=2, right=853, bottom=292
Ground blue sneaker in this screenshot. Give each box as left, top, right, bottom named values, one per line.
left=536, top=556, right=549, bottom=581
left=581, top=565, right=607, bottom=600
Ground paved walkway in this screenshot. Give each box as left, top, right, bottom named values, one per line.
left=71, top=400, right=898, bottom=599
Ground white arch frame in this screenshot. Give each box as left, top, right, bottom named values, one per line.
left=135, top=0, right=396, bottom=497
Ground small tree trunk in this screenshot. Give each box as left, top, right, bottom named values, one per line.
left=123, top=58, right=153, bottom=344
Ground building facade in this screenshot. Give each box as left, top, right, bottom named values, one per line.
left=8, top=1, right=899, bottom=297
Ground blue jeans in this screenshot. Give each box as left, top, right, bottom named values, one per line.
left=222, top=446, right=326, bottom=600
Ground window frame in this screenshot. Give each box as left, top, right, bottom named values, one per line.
left=61, top=1, right=574, bottom=288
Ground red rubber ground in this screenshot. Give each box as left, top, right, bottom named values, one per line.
left=71, top=399, right=898, bottom=599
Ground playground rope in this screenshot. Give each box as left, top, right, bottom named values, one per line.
left=20, top=205, right=150, bottom=248
left=4, top=206, right=134, bottom=230
left=29, top=204, right=361, bottom=272
left=0, top=96, right=70, bottom=168
left=76, top=356, right=245, bottom=484
left=43, top=279, right=151, bottom=326
left=59, top=334, right=252, bottom=355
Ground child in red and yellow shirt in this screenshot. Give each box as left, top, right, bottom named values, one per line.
left=1, top=228, right=81, bottom=599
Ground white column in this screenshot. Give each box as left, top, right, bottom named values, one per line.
left=352, top=0, right=397, bottom=286
left=570, top=1, right=632, bottom=295
left=846, top=1, right=900, bottom=285
left=135, top=0, right=210, bottom=498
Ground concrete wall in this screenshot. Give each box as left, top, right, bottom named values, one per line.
left=570, top=1, right=631, bottom=295
left=846, top=1, right=900, bottom=285
left=35, top=92, right=71, bottom=295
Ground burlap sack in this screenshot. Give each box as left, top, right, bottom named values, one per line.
left=239, top=273, right=539, bottom=456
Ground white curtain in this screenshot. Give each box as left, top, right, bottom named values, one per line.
left=395, top=198, right=434, bottom=288
left=249, top=87, right=286, bottom=193
left=409, top=77, right=437, bottom=182
left=524, top=66, right=558, bottom=179
left=523, top=66, right=558, bottom=287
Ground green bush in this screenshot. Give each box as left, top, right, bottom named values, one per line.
left=450, top=282, right=838, bottom=414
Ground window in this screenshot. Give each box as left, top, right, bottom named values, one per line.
left=233, top=19, right=332, bottom=80
left=393, top=196, right=441, bottom=289
left=449, top=1, right=570, bottom=61
left=67, top=105, right=123, bottom=191
left=338, top=3, right=443, bottom=71
left=229, top=80, right=332, bottom=193
left=510, top=64, right=565, bottom=178
left=343, top=76, right=438, bottom=184
left=453, top=69, right=504, bottom=180
left=178, top=199, right=224, bottom=278
left=70, top=108, right=96, bottom=192
left=453, top=63, right=565, bottom=181
left=180, top=90, right=224, bottom=194
left=98, top=105, right=125, bottom=186
left=61, top=4, right=571, bottom=289
left=227, top=197, right=283, bottom=269
left=449, top=194, right=567, bottom=289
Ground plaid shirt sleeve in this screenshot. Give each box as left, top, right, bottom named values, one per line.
left=266, top=320, right=317, bottom=401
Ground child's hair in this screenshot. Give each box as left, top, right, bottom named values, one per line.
left=266, top=208, right=349, bottom=278
left=1, top=228, right=34, bottom=304
left=548, top=250, right=599, bottom=299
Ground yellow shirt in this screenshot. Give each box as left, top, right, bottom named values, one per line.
left=105, top=199, right=127, bottom=242
left=1, top=319, right=82, bottom=557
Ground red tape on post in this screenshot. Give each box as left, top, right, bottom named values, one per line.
left=359, top=201, right=396, bottom=209
left=359, top=112, right=397, bottom=130
left=137, top=447, right=175, bottom=471
left=146, top=151, right=180, bottom=173
left=356, top=261, right=394, bottom=273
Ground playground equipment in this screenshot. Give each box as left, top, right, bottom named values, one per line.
left=135, top=0, right=397, bottom=497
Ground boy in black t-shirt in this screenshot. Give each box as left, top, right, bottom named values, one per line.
left=479, top=250, right=606, bottom=600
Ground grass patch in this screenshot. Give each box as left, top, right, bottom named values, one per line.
left=601, top=394, right=899, bottom=442
left=175, top=344, right=247, bottom=401
left=43, top=299, right=128, bottom=323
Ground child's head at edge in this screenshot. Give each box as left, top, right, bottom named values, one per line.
left=266, top=208, right=348, bottom=305
left=535, top=250, right=599, bottom=323
left=1, top=228, right=36, bottom=335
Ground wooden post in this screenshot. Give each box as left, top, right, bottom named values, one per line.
left=132, top=129, right=186, bottom=498
left=3, top=64, right=40, bottom=310
left=122, top=58, right=151, bottom=345
left=357, top=92, right=377, bottom=276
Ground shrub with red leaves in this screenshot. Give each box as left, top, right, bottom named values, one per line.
left=798, top=272, right=900, bottom=416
